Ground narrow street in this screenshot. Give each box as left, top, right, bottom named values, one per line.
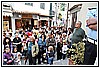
left=21, top=52, right=69, bottom=65
left=21, top=58, right=69, bottom=65
left=2, top=2, right=98, bottom=66
left=53, top=58, right=68, bottom=65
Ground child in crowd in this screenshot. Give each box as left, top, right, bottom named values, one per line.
left=62, top=40, right=68, bottom=60
left=12, top=47, right=22, bottom=65
left=46, top=46, right=54, bottom=65
left=14, top=52, right=22, bottom=65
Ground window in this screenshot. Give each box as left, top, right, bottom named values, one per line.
left=40, top=3, right=45, bottom=9
left=25, top=3, right=33, bottom=6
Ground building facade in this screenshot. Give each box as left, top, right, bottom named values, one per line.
left=3, top=3, right=13, bottom=31
left=67, top=2, right=97, bottom=32
left=2, top=2, right=51, bottom=34
left=2, top=2, right=98, bottom=34
left=52, top=2, right=68, bottom=27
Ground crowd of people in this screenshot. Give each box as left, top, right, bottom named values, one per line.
left=3, top=7, right=97, bottom=65
left=3, top=26, right=73, bottom=65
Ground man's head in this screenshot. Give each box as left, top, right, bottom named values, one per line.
left=75, top=21, right=82, bottom=28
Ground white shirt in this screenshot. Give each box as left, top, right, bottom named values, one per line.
left=62, top=45, right=68, bottom=54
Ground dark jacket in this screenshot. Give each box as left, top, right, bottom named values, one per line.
left=47, top=51, right=54, bottom=58
left=46, top=38, right=56, bottom=47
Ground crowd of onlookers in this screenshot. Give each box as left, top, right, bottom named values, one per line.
left=3, top=26, right=73, bottom=65
left=3, top=7, right=97, bottom=65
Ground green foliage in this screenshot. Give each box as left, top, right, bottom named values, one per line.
left=60, top=3, right=65, bottom=11
left=66, top=42, right=85, bottom=65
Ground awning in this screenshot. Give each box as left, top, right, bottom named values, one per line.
left=12, top=10, right=40, bottom=15
left=69, top=4, right=82, bottom=11
left=12, top=3, right=40, bottom=15
left=69, top=4, right=82, bottom=13
left=39, top=14, right=50, bottom=17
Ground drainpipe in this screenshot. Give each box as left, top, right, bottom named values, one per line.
left=66, top=3, right=69, bottom=29
left=49, top=3, right=52, bottom=27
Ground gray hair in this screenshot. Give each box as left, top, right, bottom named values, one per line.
left=78, top=21, right=82, bottom=27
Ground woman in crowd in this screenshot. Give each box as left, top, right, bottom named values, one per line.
left=38, top=34, right=46, bottom=64
left=27, top=37, right=34, bottom=65
left=31, top=38, right=39, bottom=65
left=3, top=47, right=14, bottom=65
left=57, top=33, right=63, bottom=60
left=62, top=40, right=68, bottom=60
left=3, top=34, right=12, bottom=52
left=21, top=39, right=28, bottom=65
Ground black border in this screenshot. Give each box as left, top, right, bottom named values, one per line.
left=1, top=0, right=99, bottom=67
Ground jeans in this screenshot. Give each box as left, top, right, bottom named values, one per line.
left=48, top=57, right=53, bottom=65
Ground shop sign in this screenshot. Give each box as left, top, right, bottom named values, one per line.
left=22, top=14, right=32, bottom=18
